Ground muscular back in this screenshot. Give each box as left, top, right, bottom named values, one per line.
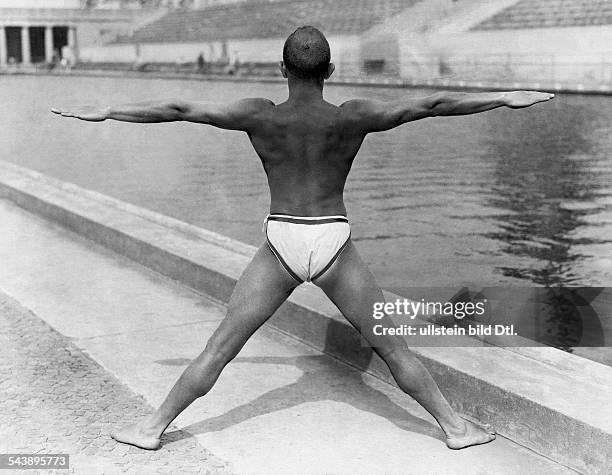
left=245, top=99, right=367, bottom=216
left=52, top=86, right=552, bottom=216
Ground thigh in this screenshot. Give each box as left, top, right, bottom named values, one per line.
left=313, top=240, right=406, bottom=355
left=206, top=243, right=300, bottom=357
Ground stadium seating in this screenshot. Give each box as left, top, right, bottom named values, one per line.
left=473, top=0, right=612, bottom=30
left=116, top=0, right=420, bottom=43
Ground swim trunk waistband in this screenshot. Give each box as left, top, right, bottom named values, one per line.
left=265, top=214, right=349, bottom=225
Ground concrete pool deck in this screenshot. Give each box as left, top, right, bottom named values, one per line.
left=0, top=197, right=575, bottom=475
left=0, top=160, right=611, bottom=474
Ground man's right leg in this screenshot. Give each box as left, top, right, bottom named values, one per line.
left=111, top=243, right=299, bottom=449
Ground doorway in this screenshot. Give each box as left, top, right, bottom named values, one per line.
left=29, top=27, right=45, bottom=63
left=52, top=26, right=68, bottom=58
left=5, top=27, right=22, bottom=63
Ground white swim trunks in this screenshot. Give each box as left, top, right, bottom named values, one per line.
left=264, top=214, right=351, bottom=283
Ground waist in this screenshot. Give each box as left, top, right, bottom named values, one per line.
left=266, top=213, right=349, bottom=225
left=268, top=192, right=346, bottom=218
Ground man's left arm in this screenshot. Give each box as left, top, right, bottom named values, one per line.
left=344, top=90, right=554, bottom=133
left=419, top=90, right=555, bottom=117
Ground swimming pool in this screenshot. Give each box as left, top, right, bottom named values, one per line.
left=4, top=73, right=610, bottom=288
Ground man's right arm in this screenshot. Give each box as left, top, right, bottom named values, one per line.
left=51, top=97, right=273, bottom=131
left=52, top=100, right=190, bottom=123
left=342, top=90, right=554, bottom=133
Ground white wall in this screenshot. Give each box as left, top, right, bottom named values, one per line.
left=193, top=0, right=247, bottom=8
left=424, top=26, right=612, bottom=83
left=329, top=35, right=360, bottom=76
left=80, top=40, right=267, bottom=63
left=0, top=0, right=81, bottom=7
left=80, top=33, right=362, bottom=70
left=80, top=42, right=137, bottom=62
left=439, top=26, right=612, bottom=59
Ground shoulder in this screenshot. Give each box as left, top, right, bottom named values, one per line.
left=231, top=98, right=275, bottom=124
left=338, top=98, right=389, bottom=132
left=224, top=97, right=275, bottom=131
left=339, top=98, right=391, bottom=123
left=236, top=97, right=275, bottom=114
left=339, top=98, right=382, bottom=114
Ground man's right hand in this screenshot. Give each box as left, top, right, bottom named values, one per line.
left=51, top=106, right=110, bottom=122
left=503, top=91, right=555, bottom=109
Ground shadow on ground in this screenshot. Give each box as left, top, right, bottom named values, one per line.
left=154, top=321, right=442, bottom=448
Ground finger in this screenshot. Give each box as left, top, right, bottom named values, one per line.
left=534, top=94, right=553, bottom=103
left=51, top=108, right=62, bottom=114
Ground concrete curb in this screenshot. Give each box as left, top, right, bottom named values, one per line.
left=1, top=160, right=610, bottom=474
left=3, top=68, right=612, bottom=96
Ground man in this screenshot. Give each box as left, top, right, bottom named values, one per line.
left=52, top=26, right=553, bottom=451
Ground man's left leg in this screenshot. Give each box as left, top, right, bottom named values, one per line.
left=313, top=241, right=495, bottom=449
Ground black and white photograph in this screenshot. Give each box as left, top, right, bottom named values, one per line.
left=1, top=0, right=611, bottom=473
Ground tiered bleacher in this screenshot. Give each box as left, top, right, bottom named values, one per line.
left=473, top=0, right=612, bottom=30
left=115, top=0, right=419, bottom=43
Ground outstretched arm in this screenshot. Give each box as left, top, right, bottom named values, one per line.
left=51, top=98, right=273, bottom=131
left=343, top=90, right=554, bottom=133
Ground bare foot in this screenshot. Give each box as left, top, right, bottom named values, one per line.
left=445, top=419, right=496, bottom=450
left=110, top=422, right=161, bottom=450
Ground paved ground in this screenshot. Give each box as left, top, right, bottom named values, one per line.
left=0, top=199, right=578, bottom=474
left=0, top=292, right=230, bottom=475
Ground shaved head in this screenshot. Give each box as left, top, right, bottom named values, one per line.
left=283, top=26, right=331, bottom=79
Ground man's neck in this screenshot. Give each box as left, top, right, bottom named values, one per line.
left=287, top=76, right=325, bottom=103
